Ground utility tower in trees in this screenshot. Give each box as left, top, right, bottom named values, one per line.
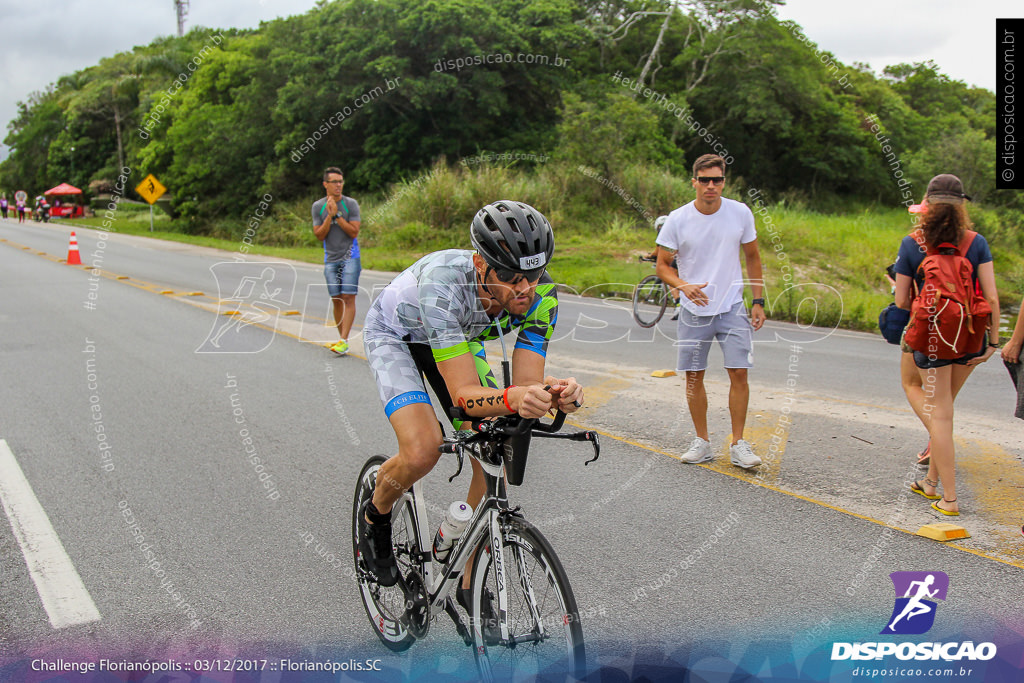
left=174, top=0, right=189, bottom=37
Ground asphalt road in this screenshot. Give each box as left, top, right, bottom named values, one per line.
left=1, top=219, right=1022, bottom=682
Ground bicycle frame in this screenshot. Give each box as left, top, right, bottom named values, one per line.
left=377, top=329, right=599, bottom=650
left=400, top=437, right=513, bottom=636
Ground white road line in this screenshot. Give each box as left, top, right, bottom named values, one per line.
left=0, top=439, right=101, bottom=629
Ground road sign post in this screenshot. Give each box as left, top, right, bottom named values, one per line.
left=135, top=174, right=167, bottom=232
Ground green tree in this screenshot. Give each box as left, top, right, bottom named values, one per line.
left=266, top=0, right=586, bottom=195
left=137, top=32, right=284, bottom=222
left=1, top=89, right=63, bottom=193
left=555, top=91, right=678, bottom=175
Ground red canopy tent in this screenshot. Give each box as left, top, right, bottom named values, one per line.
left=43, top=183, right=84, bottom=217
left=44, top=182, right=82, bottom=195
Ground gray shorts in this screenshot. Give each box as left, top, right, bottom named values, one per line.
left=675, top=301, right=753, bottom=372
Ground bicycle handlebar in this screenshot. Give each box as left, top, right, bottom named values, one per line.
left=446, top=406, right=563, bottom=436
left=440, top=408, right=599, bottom=465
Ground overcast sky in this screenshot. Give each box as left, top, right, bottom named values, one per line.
left=0, top=0, right=1017, bottom=161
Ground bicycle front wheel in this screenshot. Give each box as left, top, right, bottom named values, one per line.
left=632, top=274, right=668, bottom=328
left=352, top=455, right=423, bottom=652
left=470, top=517, right=586, bottom=682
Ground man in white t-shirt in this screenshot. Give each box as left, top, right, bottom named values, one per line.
left=656, top=154, right=766, bottom=469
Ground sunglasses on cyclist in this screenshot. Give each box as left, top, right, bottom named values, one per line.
left=695, top=176, right=726, bottom=185
left=492, top=266, right=545, bottom=285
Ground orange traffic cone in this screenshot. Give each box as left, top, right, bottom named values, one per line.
left=66, top=231, right=82, bottom=265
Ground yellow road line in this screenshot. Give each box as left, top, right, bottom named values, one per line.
left=563, top=421, right=1024, bottom=571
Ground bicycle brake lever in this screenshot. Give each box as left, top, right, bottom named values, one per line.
left=583, top=431, right=601, bottom=465
left=448, top=451, right=465, bottom=483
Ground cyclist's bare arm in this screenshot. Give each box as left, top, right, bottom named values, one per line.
left=437, top=352, right=557, bottom=419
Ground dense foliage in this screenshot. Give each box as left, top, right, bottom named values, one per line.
left=2, top=0, right=1016, bottom=229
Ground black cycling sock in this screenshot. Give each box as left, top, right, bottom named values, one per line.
left=457, top=586, right=472, bottom=611
left=366, top=501, right=392, bottom=525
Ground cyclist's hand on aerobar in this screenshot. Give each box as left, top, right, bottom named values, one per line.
left=544, top=376, right=583, bottom=413
left=514, top=385, right=559, bottom=419
left=678, top=282, right=709, bottom=306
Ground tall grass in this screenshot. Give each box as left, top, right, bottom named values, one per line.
left=87, top=157, right=1024, bottom=333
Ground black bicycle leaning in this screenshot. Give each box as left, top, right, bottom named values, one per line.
left=352, top=408, right=600, bottom=682
left=632, top=254, right=671, bottom=328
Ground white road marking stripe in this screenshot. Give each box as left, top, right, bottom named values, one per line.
left=0, top=439, right=101, bottom=628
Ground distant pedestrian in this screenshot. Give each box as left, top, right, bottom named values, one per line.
left=312, top=167, right=361, bottom=355
left=16, top=199, right=25, bottom=223
left=656, top=153, right=766, bottom=469
left=1001, top=294, right=1024, bottom=420
left=0, top=197, right=8, bottom=219
left=894, top=174, right=1000, bottom=516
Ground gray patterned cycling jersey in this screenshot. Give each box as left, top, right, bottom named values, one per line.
left=363, top=249, right=558, bottom=418
left=365, top=250, right=491, bottom=360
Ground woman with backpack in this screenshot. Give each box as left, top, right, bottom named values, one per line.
left=893, top=174, right=1001, bottom=516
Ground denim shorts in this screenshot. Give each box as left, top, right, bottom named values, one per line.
left=324, top=257, right=361, bottom=297
left=912, top=345, right=986, bottom=369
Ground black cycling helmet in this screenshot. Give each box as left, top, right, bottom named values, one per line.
left=470, top=200, right=554, bottom=279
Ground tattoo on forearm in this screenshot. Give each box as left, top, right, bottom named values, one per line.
left=463, top=395, right=500, bottom=410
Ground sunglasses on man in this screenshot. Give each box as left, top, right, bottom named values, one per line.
left=491, top=266, right=545, bottom=285
left=694, top=176, right=726, bottom=185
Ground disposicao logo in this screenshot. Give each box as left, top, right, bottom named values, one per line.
left=881, top=571, right=948, bottom=635
left=831, top=571, right=997, bottom=662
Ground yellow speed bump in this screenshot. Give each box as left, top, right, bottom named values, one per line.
left=186, top=292, right=204, bottom=296
left=651, top=369, right=677, bottom=378
left=916, top=523, right=970, bottom=542
left=222, top=310, right=241, bottom=316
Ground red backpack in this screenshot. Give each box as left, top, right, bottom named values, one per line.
left=903, top=229, right=991, bottom=359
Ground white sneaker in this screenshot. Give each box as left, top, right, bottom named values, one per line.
left=680, top=437, right=713, bottom=464
left=729, top=440, right=761, bottom=469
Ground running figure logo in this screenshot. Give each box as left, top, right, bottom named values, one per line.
left=197, top=262, right=296, bottom=353
left=880, top=571, right=949, bottom=635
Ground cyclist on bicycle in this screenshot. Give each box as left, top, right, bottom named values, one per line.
left=359, top=200, right=584, bottom=596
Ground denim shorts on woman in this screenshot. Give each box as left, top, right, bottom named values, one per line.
left=912, top=345, right=986, bottom=369
left=324, top=257, right=361, bottom=297
left=675, top=301, right=753, bottom=372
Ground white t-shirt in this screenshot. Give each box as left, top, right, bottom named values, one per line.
left=656, top=197, right=757, bottom=317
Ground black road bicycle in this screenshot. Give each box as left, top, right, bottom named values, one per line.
left=353, top=407, right=600, bottom=682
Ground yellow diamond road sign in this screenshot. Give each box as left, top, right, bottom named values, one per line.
left=136, top=174, right=167, bottom=204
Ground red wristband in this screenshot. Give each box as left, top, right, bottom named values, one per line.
left=502, top=386, right=516, bottom=413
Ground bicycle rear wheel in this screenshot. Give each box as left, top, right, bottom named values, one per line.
left=470, top=516, right=585, bottom=682
left=352, top=455, right=424, bottom=651
left=632, top=274, right=668, bottom=328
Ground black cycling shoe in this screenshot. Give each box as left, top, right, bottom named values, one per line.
left=358, top=501, right=399, bottom=587
left=458, top=585, right=501, bottom=645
